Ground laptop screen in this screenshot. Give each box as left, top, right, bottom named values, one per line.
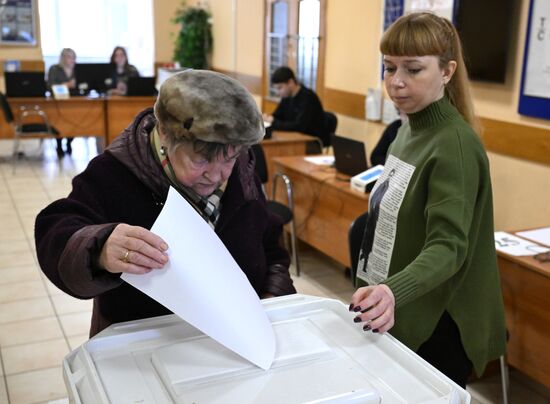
left=126, top=77, right=158, bottom=96
left=5, top=72, right=47, bottom=97
left=74, top=63, right=115, bottom=93
left=331, top=134, right=368, bottom=176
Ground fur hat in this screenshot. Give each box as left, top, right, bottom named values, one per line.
left=154, top=70, right=264, bottom=145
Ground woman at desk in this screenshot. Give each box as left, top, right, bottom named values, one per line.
left=350, top=12, right=506, bottom=387
left=108, top=46, right=140, bottom=96
left=47, top=48, right=76, bottom=156
left=35, top=70, right=295, bottom=337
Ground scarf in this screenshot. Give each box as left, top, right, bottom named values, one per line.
left=150, top=127, right=225, bottom=228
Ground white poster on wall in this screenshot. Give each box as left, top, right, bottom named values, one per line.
left=404, top=0, right=454, bottom=21
left=524, top=0, right=550, bottom=99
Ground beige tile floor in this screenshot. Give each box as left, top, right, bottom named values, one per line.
left=0, top=138, right=549, bottom=403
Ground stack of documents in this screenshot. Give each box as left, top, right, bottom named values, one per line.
left=494, top=230, right=550, bottom=256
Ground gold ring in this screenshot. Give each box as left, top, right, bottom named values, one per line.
left=122, top=250, right=131, bottom=263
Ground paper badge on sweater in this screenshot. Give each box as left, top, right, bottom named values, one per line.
left=122, top=186, right=275, bottom=370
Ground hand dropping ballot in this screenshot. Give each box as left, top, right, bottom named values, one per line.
left=122, top=187, right=275, bottom=370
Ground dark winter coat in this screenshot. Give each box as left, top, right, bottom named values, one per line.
left=35, top=109, right=295, bottom=337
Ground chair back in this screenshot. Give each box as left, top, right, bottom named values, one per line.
left=0, top=92, right=14, bottom=123
left=348, top=211, right=369, bottom=281
left=251, top=143, right=268, bottom=184
left=323, top=111, right=338, bottom=147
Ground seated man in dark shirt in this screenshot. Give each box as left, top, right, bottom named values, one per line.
left=263, top=66, right=327, bottom=145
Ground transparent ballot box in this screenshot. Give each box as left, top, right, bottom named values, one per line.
left=63, top=294, right=470, bottom=403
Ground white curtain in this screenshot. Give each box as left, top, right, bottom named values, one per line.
left=38, top=0, right=154, bottom=76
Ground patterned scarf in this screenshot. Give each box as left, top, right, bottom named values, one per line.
left=150, top=127, right=225, bottom=228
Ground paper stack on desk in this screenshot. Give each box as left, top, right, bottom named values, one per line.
left=494, top=231, right=550, bottom=256
left=516, top=227, right=550, bottom=247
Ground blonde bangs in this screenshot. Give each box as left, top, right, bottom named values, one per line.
left=380, top=13, right=448, bottom=57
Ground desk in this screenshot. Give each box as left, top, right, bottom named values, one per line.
left=497, top=232, right=550, bottom=388
left=0, top=97, right=106, bottom=139
left=272, top=155, right=369, bottom=268
left=106, top=96, right=156, bottom=144
left=0, top=96, right=157, bottom=143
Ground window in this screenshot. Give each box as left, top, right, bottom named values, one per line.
left=38, top=0, right=154, bottom=76
left=265, top=0, right=323, bottom=99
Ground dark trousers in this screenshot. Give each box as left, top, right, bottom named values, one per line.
left=416, top=311, right=473, bottom=388
left=56, top=137, right=73, bottom=151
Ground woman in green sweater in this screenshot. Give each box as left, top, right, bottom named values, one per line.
left=350, top=12, right=506, bottom=387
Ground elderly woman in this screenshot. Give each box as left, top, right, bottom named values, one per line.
left=35, top=70, right=296, bottom=337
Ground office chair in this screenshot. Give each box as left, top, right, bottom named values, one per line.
left=347, top=211, right=510, bottom=404
left=251, top=143, right=300, bottom=276
left=323, top=111, right=338, bottom=147
left=0, top=92, right=60, bottom=172
left=304, top=111, right=337, bottom=154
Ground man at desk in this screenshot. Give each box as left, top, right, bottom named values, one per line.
left=263, top=66, right=327, bottom=145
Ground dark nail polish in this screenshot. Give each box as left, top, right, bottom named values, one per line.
left=361, top=305, right=374, bottom=313
left=353, top=316, right=362, bottom=323
left=372, top=329, right=379, bottom=333
left=348, top=303, right=354, bottom=311
left=363, top=324, right=371, bottom=331
left=353, top=306, right=362, bottom=312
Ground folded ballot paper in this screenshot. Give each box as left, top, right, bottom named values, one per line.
left=122, top=186, right=275, bottom=370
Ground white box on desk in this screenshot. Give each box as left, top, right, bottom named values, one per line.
left=63, top=294, right=470, bottom=404
left=351, top=165, right=384, bottom=193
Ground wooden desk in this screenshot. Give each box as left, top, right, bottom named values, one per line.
left=497, top=232, right=550, bottom=387
left=0, top=96, right=156, bottom=143
left=272, top=155, right=369, bottom=267
left=1, top=97, right=106, bottom=139
left=106, top=96, right=156, bottom=144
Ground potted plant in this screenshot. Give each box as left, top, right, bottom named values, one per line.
left=172, top=2, right=213, bottom=69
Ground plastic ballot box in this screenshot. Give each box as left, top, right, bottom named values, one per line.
left=63, top=294, right=470, bottom=403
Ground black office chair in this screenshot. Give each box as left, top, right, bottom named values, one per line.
left=251, top=143, right=300, bottom=276
left=0, top=91, right=60, bottom=172
left=347, top=211, right=510, bottom=403
left=323, top=111, right=338, bottom=147
left=305, top=111, right=337, bottom=154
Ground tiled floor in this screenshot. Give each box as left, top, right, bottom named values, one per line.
left=0, top=138, right=549, bottom=403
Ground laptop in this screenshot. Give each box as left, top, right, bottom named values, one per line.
left=126, top=77, right=158, bottom=96
left=331, top=133, right=368, bottom=176
left=74, top=63, right=114, bottom=94
left=4, top=72, right=47, bottom=97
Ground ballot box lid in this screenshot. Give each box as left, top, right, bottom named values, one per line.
left=63, top=294, right=470, bottom=404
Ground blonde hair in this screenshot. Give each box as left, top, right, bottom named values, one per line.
left=59, top=48, right=76, bottom=64
left=380, top=12, right=479, bottom=132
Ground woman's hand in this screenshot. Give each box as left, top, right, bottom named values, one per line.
left=98, top=224, right=169, bottom=275
left=349, top=284, right=395, bottom=333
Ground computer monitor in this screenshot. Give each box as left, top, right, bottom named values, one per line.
left=331, top=134, right=368, bottom=176
left=4, top=72, right=47, bottom=97
left=74, top=63, right=115, bottom=94
left=126, top=77, right=158, bottom=96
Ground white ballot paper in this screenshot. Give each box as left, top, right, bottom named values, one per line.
left=494, top=231, right=550, bottom=256
left=122, top=187, right=275, bottom=370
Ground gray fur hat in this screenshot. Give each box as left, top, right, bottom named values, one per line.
left=154, top=69, right=264, bottom=145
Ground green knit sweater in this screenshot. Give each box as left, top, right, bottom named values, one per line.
left=356, top=97, right=506, bottom=376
